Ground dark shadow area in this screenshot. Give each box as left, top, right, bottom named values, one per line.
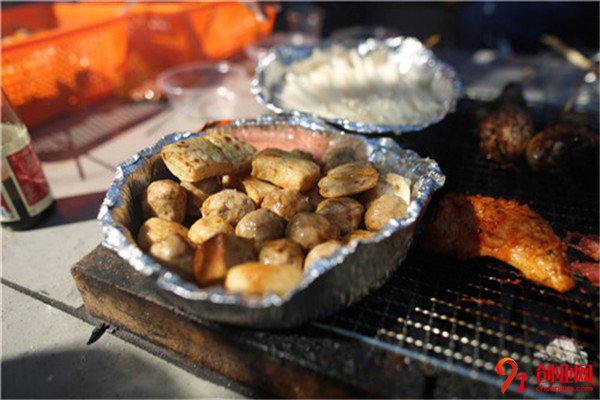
left=35, top=191, right=107, bottom=229
left=1, top=348, right=193, bottom=399
left=277, top=2, right=599, bottom=54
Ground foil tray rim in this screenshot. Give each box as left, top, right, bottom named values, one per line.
left=97, top=115, right=445, bottom=313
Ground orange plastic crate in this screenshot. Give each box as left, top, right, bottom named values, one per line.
left=1, top=2, right=276, bottom=127
left=1, top=3, right=129, bottom=127
left=125, top=2, right=276, bottom=74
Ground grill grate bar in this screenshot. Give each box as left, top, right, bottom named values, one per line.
left=314, top=102, right=599, bottom=398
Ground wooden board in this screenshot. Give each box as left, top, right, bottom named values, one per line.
left=72, top=245, right=502, bottom=399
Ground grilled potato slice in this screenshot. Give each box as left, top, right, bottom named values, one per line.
left=318, top=162, right=379, bottom=198
left=241, top=177, right=278, bottom=206
left=137, top=217, right=189, bottom=251
left=193, top=233, right=256, bottom=287
left=188, top=215, right=234, bottom=245
left=365, top=194, right=409, bottom=231
left=251, top=148, right=320, bottom=192
left=361, top=172, right=411, bottom=206
left=304, top=240, right=343, bottom=269
left=161, top=133, right=255, bottom=182
left=224, top=262, right=303, bottom=296
left=259, top=238, right=304, bottom=270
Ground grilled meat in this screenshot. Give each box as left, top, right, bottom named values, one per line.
left=526, top=122, right=599, bottom=174
left=421, top=194, right=575, bottom=293
left=478, top=83, right=534, bottom=166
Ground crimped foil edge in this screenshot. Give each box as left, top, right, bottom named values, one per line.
left=98, top=115, right=445, bottom=316
left=252, top=36, right=462, bottom=134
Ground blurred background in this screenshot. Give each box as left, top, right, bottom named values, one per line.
left=2, top=1, right=598, bottom=128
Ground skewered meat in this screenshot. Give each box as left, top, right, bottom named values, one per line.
left=421, top=194, right=574, bottom=292
left=478, top=83, right=534, bottom=166
left=526, top=122, right=599, bottom=174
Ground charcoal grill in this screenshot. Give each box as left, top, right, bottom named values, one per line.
left=313, top=99, right=599, bottom=397
left=72, top=99, right=598, bottom=398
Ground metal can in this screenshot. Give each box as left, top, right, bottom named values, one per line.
left=1, top=90, right=54, bottom=229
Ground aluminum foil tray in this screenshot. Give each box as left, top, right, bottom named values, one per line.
left=252, top=37, right=462, bottom=135
left=97, top=116, right=445, bottom=328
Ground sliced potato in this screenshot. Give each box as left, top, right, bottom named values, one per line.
left=259, top=238, right=304, bottom=270
left=241, top=177, right=278, bottom=205
left=365, top=194, right=409, bottom=231
left=201, top=189, right=255, bottom=225
left=161, top=133, right=255, bottom=182
left=149, top=235, right=194, bottom=278
left=188, top=215, right=234, bottom=245
left=203, top=130, right=256, bottom=174
left=251, top=148, right=320, bottom=192
left=318, top=162, right=379, bottom=198
left=137, top=217, right=189, bottom=251
left=224, top=262, right=303, bottom=296
left=193, top=233, right=256, bottom=287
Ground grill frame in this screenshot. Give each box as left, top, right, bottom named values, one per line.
left=314, top=99, right=599, bottom=398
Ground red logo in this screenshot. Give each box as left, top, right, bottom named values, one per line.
left=496, top=357, right=595, bottom=394
left=496, top=357, right=527, bottom=393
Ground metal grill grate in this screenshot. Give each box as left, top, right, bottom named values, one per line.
left=315, top=100, right=599, bottom=397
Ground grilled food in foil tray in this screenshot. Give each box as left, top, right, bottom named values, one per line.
left=252, top=36, right=461, bottom=134
left=98, top=116, right=445, bottom=328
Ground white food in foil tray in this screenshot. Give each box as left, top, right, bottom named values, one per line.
left=280, top=44, right=451, bottom=125
left=253, top=37, right=462, bottom=134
